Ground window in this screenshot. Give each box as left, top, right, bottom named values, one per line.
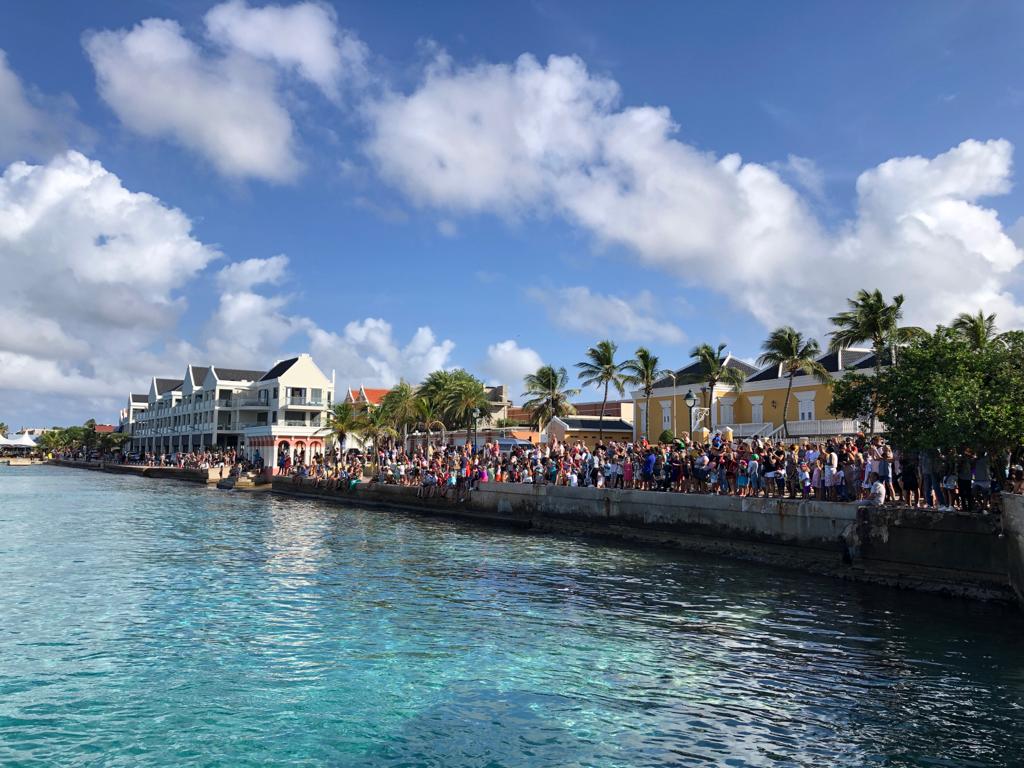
left=259, top=389, right=268, bottom=404
left=311, top=388, right=322, bottom=404
left=273, top=388, right=278, bottom=399
left=796, top=394, right=816, bottom=421
left=719, top=399, right=735, bottom=425
left=660, top=400, right=672, bottom=431
left=751, top=403, right=763, bottom=423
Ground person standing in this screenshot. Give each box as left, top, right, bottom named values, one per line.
left=957, top=447, right=975, bottom=513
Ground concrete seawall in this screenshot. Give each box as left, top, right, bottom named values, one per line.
left=1004, top=493, right=1024, bottom=606
left=49, top=459, right=216, bottom=484
left=272, top=479, right=1016, bottom=603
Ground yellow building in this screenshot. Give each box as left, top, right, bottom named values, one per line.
left=631, top=348, right=875, bottom=442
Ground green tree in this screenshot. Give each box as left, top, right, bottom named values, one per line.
left=576, top=340, right=629, bottom=443
left=417, top=369, right=483, bottom=427
left=756, top=326, right=831, bottom=437
left=845, top=327, right=1024, bottom=454
left=415, top=397, right=447, bottom=449
left=828, top=289, right=925, bottom=433
left=361, top=406, right=399, bottom=474
left=689, top=342, right=746, bottom=429
left=443, top=374, right=492, bottom=434
left=326, top=402, right=367, bottom=453
left=622, top=347, right=669, bottom=440
left=522, top=365, right=580, bottom=431
left=380, top=380, right=421, bottom=446
left=0, top=422, right=7, bottom=438
left=951, top=309, right=1002, bottom=350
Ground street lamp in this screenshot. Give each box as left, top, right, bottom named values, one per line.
left=668, top=372, right=677, bottom=440
left=700, top=385, right=708, bottom=429
left=684, top=389, right=696, bottom=438
left=471, top=408, right=481, bottom=454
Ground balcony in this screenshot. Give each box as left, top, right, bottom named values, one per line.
left=286, top=397, right=323, bottom=406
left=236, top=398, right=269, bottom=408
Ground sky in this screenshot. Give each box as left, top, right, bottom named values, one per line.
left=1, top=0, right=1024, bottom=428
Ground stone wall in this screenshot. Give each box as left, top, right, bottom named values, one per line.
left=1004, top=493, right=1024, bottom=607
left=272, top=479, right=1015, bottom=602
left=50, top=459, right=214, bottom=484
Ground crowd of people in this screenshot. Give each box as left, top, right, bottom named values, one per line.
left=278, top=431, right=1024, bottom=513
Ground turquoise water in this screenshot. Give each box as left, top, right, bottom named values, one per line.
left=2, top=466, right=1023, bottom=767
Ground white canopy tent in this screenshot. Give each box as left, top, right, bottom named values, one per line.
left=6, top=433, right=37, bottom=449
left=0, top=435, right=12, bottom=447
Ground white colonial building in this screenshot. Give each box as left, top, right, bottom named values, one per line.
left=127, top=354, right=335, bottom=473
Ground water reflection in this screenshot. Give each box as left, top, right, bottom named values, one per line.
left=1, top=467, right=1022, bottom=767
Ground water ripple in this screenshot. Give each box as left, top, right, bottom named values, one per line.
left=1, top=465, right=1023, bottom=767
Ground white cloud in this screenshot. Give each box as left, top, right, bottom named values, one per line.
left=0, top=155, right=459, bottom=426
left=216, top=254, right=289, bottom=291
left=308, top=319, right=454, bottom=388
left=365, top=53, right=1024, bottom=333
left=436, top=219, right=457, bottom=237
left=480, top=340, right=543, bottom=389
left=528, top=285, right=686, bottom=344
left=84, top=2, right=369, bottom=181
left=204, top=0, right=368, bottom=98
left=85, top=18, right=300, bottom=182
left=0, top=151, right=219, bottom=401
left=0, top=49, right=88, bottom=164
left=775, top=154, right=825, bottom=201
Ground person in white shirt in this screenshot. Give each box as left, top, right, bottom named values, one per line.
left=868, top=472, right=886, bottom=506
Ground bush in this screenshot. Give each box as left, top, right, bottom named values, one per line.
left=657, top=429, right=675, bottom=444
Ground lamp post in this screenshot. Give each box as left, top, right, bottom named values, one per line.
left=685, top=389, right=696, bottom=440
left=668, top=372, right=677, bottom=440
left=700, top=386, right=708, bottom=430
left=471, top=408, right=481, bottom=455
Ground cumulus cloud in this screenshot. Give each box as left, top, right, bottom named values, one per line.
left=480, top=340, right=543, bottom=390
left=204, top=0, right=368, bottom=98
left=0, top=151, right=219, bottom=399
left=84, top=3, right=368, bottom=181
left=308, top=320, right=455, bottom=388
left=0, top=156, right=457, bottom=421
left=365, top=53, right=1024, bottom=333
left=216, top=254, right=289, bottom=291
left=528, top=285, right=686, bottom=344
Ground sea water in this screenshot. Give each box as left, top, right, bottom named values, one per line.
left=2, top=465, right=1023, bottom=767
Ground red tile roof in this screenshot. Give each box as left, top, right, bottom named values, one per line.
left=362, top=387, right=389, bottom=405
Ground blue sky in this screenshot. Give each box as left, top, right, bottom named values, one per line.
left=1, top=1, right=1023, bottom=427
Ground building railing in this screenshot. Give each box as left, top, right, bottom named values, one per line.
left=237, top=398, right=268, bottom=407
left=286, top=397, right=323, bottom=406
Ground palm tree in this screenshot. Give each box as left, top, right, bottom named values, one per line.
left=361, top=405, right=399, bottom=474
left=757, top=327, right=832, bottom=438
left=326, top=402, right=366, bottom=455
left=828, top=289, right=926, bottom=432
left=689, top=343, right=746, bottom=429
left=622, top=348, right=669, bottom=440
left=444, top=375, right=492, bottom=438
left=416, top=397, right=446, bottom=452
left=522, top=365, right=580, bottom=431
left=0, top=422, right=7, bottom=438
left=952, top=309, right=1001, bottom=349
left=576, top=340, right=629, bottom=443
left=418, top=369, right=480, bottom=427
left=380, top=380, right=421, bottom=447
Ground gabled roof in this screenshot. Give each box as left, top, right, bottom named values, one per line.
left=260, top=357, right=299, bottom=381
left=188, top=365, right=211, bottom=385
left=155, top=378, right=182, bottom=394
left=556, top=416, right=634, bottom=432
left=362, top=387, right=388, bottom=405
left=745, top=347, right=872, bottom=382
left=652, top=355, right=757, bottom=389
left=212, top=366, right=265, bottom=382
left=130, top=393, right=148, bottom=404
